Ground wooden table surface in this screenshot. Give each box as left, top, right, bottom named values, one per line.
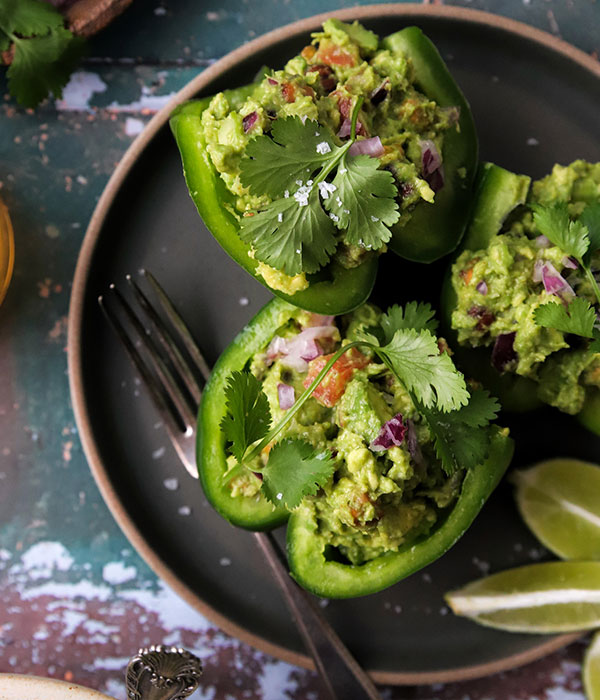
left=0, top=1, right=598, bottom=698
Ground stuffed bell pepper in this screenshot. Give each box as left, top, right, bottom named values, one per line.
left=171, top=19, right=478, bottom=314
left=197, top=298, right=513, bottom=598
left=444, top=159, right=600, bottom=434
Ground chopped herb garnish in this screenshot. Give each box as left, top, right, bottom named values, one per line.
left=239, top=98, right=399, bottom=276
left=532, top=202, right=600, bottom=347
left=0, top=0, right=86, bottom=108
left=221, top=303, right=498, bottom=505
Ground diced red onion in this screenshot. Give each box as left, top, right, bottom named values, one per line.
left=420, top=139, right=442, bottom=176
left=420, top=139, right=445, bottom=192
left=541, top=261, right=575, bottom=299
left=337, top=118, right=352, bottom=139
left=306, top=313, right=335, bottom=327
left=348, top=136, right=384, bottom=158
left=491, top=332, right=517, bottom=372
left=277, top=383, right=295, bottom=410
left=370, top=413, right=407, bottom=452
left=532, top=259, right=545, bottom=283
left=242, top=111, right=258, bottom=133
left=266, top=326, right=338, bottom=372
left=370, top=79, right=390, bottom=106
left=535, top=235, right=552, bottom=248
left=476, top=280, right=488, bottom=295
left=562, top=256, right=578, bottom=270
left=440, top=105, right=461, bottom=126
left=267, top=78, right=278, bottom=85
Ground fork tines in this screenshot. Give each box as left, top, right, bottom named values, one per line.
left=98, top=270, right=207, bottom=476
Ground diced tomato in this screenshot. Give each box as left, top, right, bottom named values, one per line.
left=459, top=267, right=473, bottom=285
left=349, top=492, right=372, bottom=523
left=281, top=82, right=296, bottom=103
left=301, top=45, right=317, bottom=60
left=303, top=348, right=370, bottom=407
left=318, top=45, right=356, bottom=67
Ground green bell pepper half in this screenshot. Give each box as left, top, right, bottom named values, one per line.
left=170, top=26, right=478, bottom=313
left=382, top=27, right=479, bottom=263
left=440, top=162, right=541, bottom=412
left=287, top=426, right=513, bottom=599
left=441, top=162, right=600, bottom=430
left=170, top=87, right=377, bottom=316
left=196, top=298, right=292, bottom=530
left=197, top=297, right=514, bottom=597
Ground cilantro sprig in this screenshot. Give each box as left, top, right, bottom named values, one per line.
left=239, top=98, right=400, bottom=276
left=221, top=303, right=499, bottom=508
left=532, top=202, right=600, bottom=349
left=0, top=0, right=86, bottom=108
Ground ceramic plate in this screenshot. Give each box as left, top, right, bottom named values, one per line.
left=0, top=674, right=112, bottom=700
left=68, top=5, right=600, bottom=684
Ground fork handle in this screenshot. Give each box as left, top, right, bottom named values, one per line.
left=253, top=531, right=381, bottom=700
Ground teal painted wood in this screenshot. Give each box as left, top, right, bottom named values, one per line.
left=0, top=1, right=598, bottom=698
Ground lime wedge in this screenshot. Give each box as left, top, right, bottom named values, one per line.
left=584, top=632, right=600, bottom=700
left=445, top=561, right=600, bottom=633
left=512, top=459, right=600, bottom=560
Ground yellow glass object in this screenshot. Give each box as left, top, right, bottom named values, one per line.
left=0, top=196, right=14, bottom=305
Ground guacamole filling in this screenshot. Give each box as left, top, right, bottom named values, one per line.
left=226, top=304, right=462, bottom=565
left=451, top=160, right=600, bottom=415
left=201, top=19, right=459, bottom=293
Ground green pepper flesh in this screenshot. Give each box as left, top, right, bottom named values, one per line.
left=286, top=426, right=513, bottom=599
left=382, top=27, right=479, bottom=262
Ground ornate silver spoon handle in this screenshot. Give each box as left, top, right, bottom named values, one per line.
left=126, top=645, right=203, bottom=700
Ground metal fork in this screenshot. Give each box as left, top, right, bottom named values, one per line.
left=99, top=269, right=382, bottom=700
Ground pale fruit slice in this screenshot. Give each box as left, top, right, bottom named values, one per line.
left=584, top=632, right=600, bottom=700
left=512, top=459, right=600, bottom=560
left=445, top=561, right=600, bottom=633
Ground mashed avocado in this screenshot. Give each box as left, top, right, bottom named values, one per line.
left=227, top=304, right=462, bottom=565
left=451, top=160, right=600, bottom=414
left=201, top=19, right=458, bottom=293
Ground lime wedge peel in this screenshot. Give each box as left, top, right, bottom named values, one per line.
left=512, top=459, right=600, bottom=561
left=584, top=632, right=600, bottom=700
left=445, top=561, right=600, bottom=633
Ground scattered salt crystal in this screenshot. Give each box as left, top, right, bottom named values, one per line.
left=220, top=557, right=232, bottom=566
left=163, top=478, right=179, bottom=491
left=318, top=181, right=337, bottom=199
left=316, top=141, right=331, bottom=155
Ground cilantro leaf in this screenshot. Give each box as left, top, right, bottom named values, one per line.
left=381, top=329, right=469, bottom=412
left=8, top=29, right=85, bottom=108
left=240, top=187, right=337, bottom=275
left=531, top=202, right=589, bottom=261
left=0, top=0, right=86, bottom=108
left=240, top=117, right=339, bottom=199
left=581, top=202, right=600, bottom=265
left=534, top=297, right=596, bottom=338
left=324, top=154, right=399, bottom=250
left=590, top=330, right=600, bottom=354
left=419, top=389, right=499, bottom=475
left=261, top=438, right=335, bottom=509
left=0, top=0, right=64, bottom=35
left=380, top=302, right=438, bottom=343
left=220, top=370, right=272, bottom=462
